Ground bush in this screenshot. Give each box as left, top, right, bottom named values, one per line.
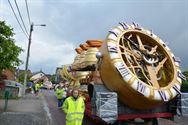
left=181, top=83, right=188, bottom=92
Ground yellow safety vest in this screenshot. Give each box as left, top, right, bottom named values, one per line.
left=35, top=83, right=40, bottom=91
left=62, top=96, right=85, bottom=125
left=55, top=88, right=64, bottom=99
left=40, top=83, right=44, bottom=87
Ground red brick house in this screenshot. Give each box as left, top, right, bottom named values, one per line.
left=0, top=74, right=7, bottom=88
left=2, top=69, right=15, bottom=81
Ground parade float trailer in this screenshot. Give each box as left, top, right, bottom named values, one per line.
left=60, top=22, right=186, bottom=125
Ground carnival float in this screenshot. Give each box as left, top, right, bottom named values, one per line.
left=59, top=22, right=186, bottom=124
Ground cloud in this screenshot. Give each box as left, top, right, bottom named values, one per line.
left=30, top=40, right=75, bottom=64
left=18, top=34, right=76, bottom=74
left=1, top=0, right=188, bottom=74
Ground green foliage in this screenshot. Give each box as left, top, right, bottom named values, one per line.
left=182, top=80, right=188, bottom=85
left=16, top=70, right=30, bottom=84
left=17, top=71, right=25, bottom=84
left=50, top=74, right=56, bottom=84
left=182, top=71, right=188, bottom=84
left=183, top=71, right=188, bottom=78
left=0, top=21, right=23, bottom=74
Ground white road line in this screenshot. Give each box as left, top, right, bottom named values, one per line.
left=42, top=95, right=53, bottom=125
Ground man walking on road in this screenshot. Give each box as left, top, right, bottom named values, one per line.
left=55, top=86, right=64, bottom=108
left=62, top=88, right=85, bottom=125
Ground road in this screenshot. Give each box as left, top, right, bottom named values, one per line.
left=42, top=89, right=100, bottom=125
left=42, top=89, right=188, bottom=125
left=1, top=89, right=187, bottom=125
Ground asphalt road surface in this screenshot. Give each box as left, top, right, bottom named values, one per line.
left=1, top=89, right=187, bottom=125
left=42, top=89, right=188, bottom=125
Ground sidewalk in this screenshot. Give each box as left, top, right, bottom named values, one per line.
left=0, top=93, right=51, bottom=125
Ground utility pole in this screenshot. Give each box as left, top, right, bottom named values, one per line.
left=24, top=23, right=33, bottom=88
left=23, top=23, right=46, bottom=93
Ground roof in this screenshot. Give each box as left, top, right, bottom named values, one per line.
left=32, top=71, right=45, bottom=76
left=45, top=74, right=52, bottom=79
left=30, top=72, right=45, bottom=81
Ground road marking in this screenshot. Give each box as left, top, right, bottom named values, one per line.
left=42, top=95, right=53, bottom=125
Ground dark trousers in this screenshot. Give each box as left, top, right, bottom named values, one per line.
left=57, top=98, right=63, bottom=107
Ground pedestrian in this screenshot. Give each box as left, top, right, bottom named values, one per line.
left=55, top=86, right=64, bottom=108
left=35, top=82, right=40, bottom=96
left=27, top=80, right=33, bottom=93
left=39, top=81, right=44, bottom=94
left=62, top=88, right=85, bottom=125
left=62, top=82, right=69, bottom=101
left=32, top=80, right=37, bottom=95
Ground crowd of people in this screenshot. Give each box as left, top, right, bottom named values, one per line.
left=27, top=80, right=45, bottom=96
left=54, top=81, right=85, bottom=125
left=27, top=78, right=54, bottom=95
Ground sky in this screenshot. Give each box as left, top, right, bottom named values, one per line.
left=0, top=0, right=188, bottom=74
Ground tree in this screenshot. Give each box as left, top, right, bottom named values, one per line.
left=49, top=74, right=56, bottom=84
left=16, top=70, right=31, bottom=84
left=183, top=71, right=188, bottom=78
left=181, top=71, right=188, bottom=92
left=0, top=20, right=23, bottom=74
left=182, top=71, right=188, bottom=84
left=17, top=71, right=25, bottom=83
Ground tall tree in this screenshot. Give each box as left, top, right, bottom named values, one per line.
left=0, top=20, right=23, bottom=74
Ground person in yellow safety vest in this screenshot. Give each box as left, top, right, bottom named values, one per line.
left=62, top=88, right=85, bottom=125
left=35, top=82, right=40, bottom=96
left=39, top=82, right=44, bottom=93
left=40, top=82, right=44, bottom=89
left=55, top=86, right=64, bottom=108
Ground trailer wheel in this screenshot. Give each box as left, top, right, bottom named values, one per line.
left=111, top=121, right=125, bottom=125
left=152, top=118, right=158, bottom=125
left=143, top=118, right=158, bottom=125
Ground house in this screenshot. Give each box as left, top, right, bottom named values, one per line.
left=2, top=69, right=15, bottom=81
left=55, top=67, right=63, bottom=84
left=30, top=71, right=46, bottom=81
left=0, top=74, right=7, bottom=88
left=45, top=74, right=52, bottom=80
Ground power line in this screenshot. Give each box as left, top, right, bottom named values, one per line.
left=7, top=0, right=29, bottom=38
left=14, top=0, right=29, bottom=35
left=25, top=0, right=31, bottom=25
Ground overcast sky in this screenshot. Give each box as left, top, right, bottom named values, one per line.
left=0, top=0, right=188, bottom=74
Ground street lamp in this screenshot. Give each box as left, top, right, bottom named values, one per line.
left=23, top=23, right=46, bottom=91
